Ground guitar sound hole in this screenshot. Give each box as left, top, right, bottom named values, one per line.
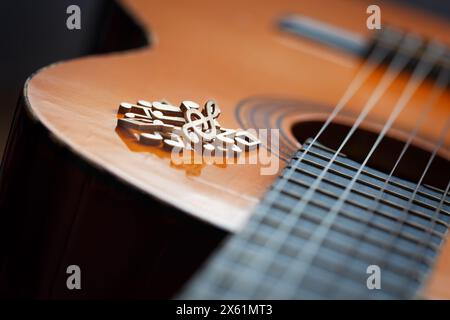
left=291, top=121, right=450, bottom=191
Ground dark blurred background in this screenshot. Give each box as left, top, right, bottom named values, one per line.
left=0, top=0, right=448, bottom=165
left=0, top=0, right=147, bottom=165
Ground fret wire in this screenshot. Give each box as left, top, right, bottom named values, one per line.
left=257, top=214, right=427, bottom=281
left=341, top=68, right=450, bottom=295
left=239, top=40, right=415, bottom=297
left=180, top=38, right=449, bottom=299
left=279, top=44, right=441, bottom=299
left=263, top=249, right=412, bottom=299
left=425, top=183, right=450, bottom=195
left=281, top=187, right=443, bottom=251
left=182, top=163, right=448, bottom=299
left=300, top=144, right=450, bottom=205
left=291, top=156, right=450, bottom=219
left=223, top=252, right=402, bottom=299
left=294, top=146, right=450, bottom=206
left=213, top=236, right=350, bottom=298
left=266, top=188, right=442, bottom=260
left=300, top=139, right=449, bottom=198
left=323, top=216, right=435, bottom=267
left=300, top=274, right=374, bottom=299
left=235, top=41, right=394, bottom=262
left=296, top=68, right=450, bottom=290
left=417, top=179, right=450, bottom=289
left=181, top=141, right=448, bottom=299
left=280, top=177, right=447, bottom=240
left=292, top=156, right=450, bottom=216
left=287, top=165, right=449, bottom=229
left=265, top=200, right=435, bottom=266
left=289, top=162, right=450, bottom=226
left=225, top=224, right=292, bottom=259
left=217, top=246, right=291, bottom=297
left=223, top=244, right=273, bottom=275
left=375, top=116, right=450, bottom=278
left=296, top=146, right=450, bottom=209
left=320, top=233, right=424, bottom=281
left=309, top=235, right=421, bottom=287
left=318, top=209, right=418, bottom=298
left=205, top=261, right=253, bottom=298
left=310, top=243, right=419, bottom=295
left=285, top=263, right=371, bottom=299
left=264, top=142, right=446, bottom=260
left=293, top=41, right=437, bottom=298
left=272, top=192, right=441, bottom=258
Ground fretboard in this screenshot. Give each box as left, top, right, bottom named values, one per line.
left=180, top=139, right=450, bottom=299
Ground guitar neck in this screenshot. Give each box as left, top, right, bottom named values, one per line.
left=181, top=139, right=450, bottom=299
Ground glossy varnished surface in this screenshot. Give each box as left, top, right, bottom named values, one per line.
left=25, top=0, right=450, bottom=298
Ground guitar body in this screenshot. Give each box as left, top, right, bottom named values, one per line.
left=1, top=0, right=449, bottom=298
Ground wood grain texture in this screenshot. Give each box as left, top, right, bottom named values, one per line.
left=22, top=0, right=450, bottom=298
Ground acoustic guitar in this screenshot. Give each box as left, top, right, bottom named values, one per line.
left=1, top=0, right=449, bottom=299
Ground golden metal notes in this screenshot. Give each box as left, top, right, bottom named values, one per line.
left=116, top=99, right=260, bottom=156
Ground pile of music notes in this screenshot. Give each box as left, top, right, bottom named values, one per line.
left=117, top=99, right=260, bottom=157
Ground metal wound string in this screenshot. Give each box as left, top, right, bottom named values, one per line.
left=230, top=34, right=419, bottom=294
left=273, top=42, right=444, bottom=297
left=278, top=42, right=442, bottom=292
left=245, top=38, right=393, bottom=224
left=318, top=59, right=449, bottom=296
left=416, top=178, right=450, bottom=294
left=376, top=114, right=450, bottom=277
left=360, top=68, right=449, bottom=261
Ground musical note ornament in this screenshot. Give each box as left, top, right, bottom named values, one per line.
left=116, top=99, right=261, bottom=157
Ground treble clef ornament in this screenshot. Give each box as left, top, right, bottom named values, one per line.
left=182, top=100, right=221, bottom=143
left=116, top=98, right=260, bottom=156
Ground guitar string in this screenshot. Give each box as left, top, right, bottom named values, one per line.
left=271, top=41, right=444, bottom=298
left=416, top=179, right=450, bottom=296
left=184, top=32, right=391, bottom=299
left=213, top=34, right=416, bottom=298
left=231, top=36, right=394, bottom=249
left=361, top=68, right=449, bottom=231
left=229, top=34, right=420, bottom=295
left=316, top=60, right=449, bottom=297
left=240, top=34, right=394, bottom=225
left=374, top=114, right=450, bottom=286
left=368, top=70, right=449, bottom=264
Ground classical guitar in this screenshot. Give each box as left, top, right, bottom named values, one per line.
left=0, top=0, right=449, bottom=299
